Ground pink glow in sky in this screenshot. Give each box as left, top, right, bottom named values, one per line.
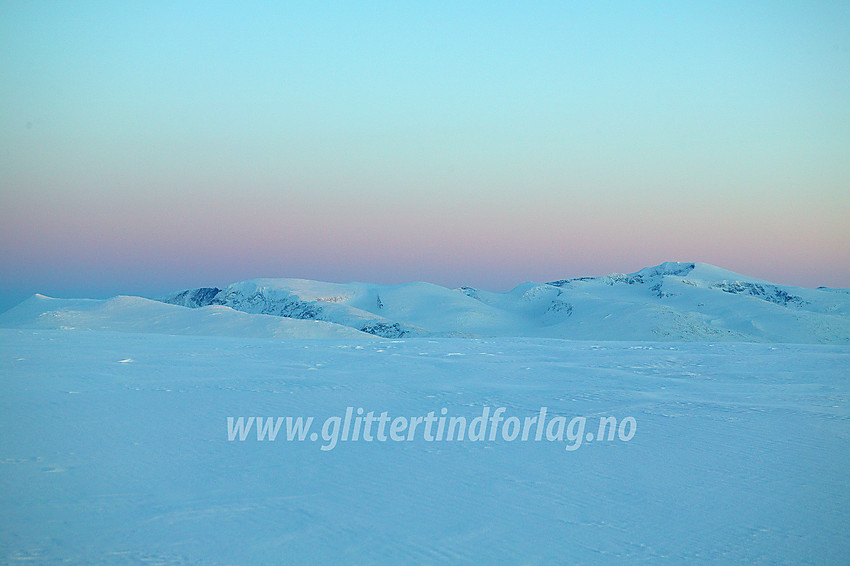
left=2, top=2, right=849, bottom=310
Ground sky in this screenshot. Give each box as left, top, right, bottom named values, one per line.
left=1, top=1, right=849, bottom=311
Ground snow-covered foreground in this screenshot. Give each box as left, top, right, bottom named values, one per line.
left=1, top=329, right=848, bottom=564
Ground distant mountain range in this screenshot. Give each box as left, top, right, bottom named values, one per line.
left=5, top=261, right=843, bottom=343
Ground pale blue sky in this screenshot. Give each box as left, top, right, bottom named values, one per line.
left=1, top=1, right=848, bottom=310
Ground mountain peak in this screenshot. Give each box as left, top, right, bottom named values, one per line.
left=632, top=262, right=697, bottom=278
left=625, top=262, right=773, bottom=285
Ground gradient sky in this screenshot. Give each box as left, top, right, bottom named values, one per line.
left=2, top=1, right=849, bottom=311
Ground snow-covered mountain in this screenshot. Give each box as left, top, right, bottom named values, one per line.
left=157, top=262, right=850, bottom=343
left=0, top=294, right=371, bottom=339
left=3, top=262, right=847, bottom=343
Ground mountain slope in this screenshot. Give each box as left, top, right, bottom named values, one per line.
left=160, top=262, right=850, bottom=343
left=0, top=294, right=372, bottom=339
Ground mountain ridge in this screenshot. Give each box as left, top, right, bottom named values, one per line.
left=3, top=262, right=848, bottom=343
left=154, top=261, right=849, bottom=343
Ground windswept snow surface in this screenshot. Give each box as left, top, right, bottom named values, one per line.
left=161, top=262, right=850, bottom=344
left=2, top=329, right=849, bottom=564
